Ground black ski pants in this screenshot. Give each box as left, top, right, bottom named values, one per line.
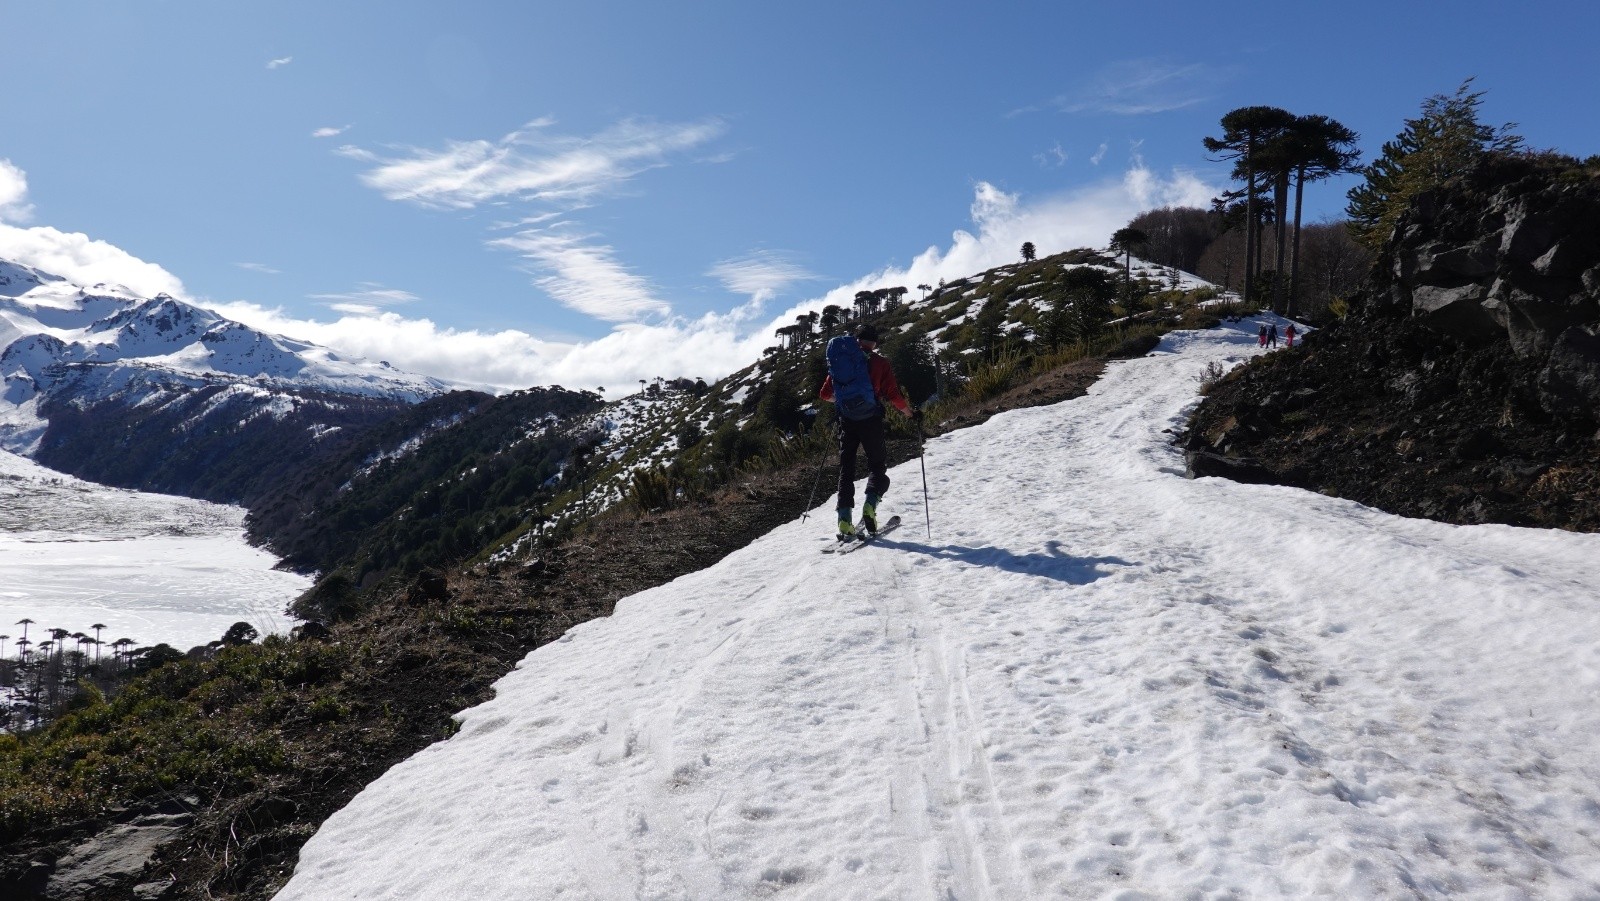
left=836, top=413, right=889, bottom=510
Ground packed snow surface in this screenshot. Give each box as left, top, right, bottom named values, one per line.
left=0, top=450, right=304, bottom=651
left=279, top=319, right=1600, bottom=900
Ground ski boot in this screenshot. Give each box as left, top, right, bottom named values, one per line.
left=836, top=508, right=856, bottom=541
left=862, top=494, right=881, bottom=534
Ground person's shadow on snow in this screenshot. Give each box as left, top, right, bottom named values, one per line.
left=876, top=538, right=1132, bottom=585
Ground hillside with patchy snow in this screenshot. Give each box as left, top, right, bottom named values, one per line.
left=277, top=318, right=1600, bottom=900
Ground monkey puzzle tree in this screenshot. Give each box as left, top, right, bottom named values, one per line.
left=1021, top=241, right=1036, bottom=263
left=1282, top=115, right=1361, bottom=315
left=1248, top=114, right=1361, bottom=314
left=1204, top=106, right=1296, bottom=311
left=1062, top=266, right=1115, bottom=345
left=1109, top=227, right=1149, bottom=307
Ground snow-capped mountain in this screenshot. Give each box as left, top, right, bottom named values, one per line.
left=0, top=259, right=447, bottom=453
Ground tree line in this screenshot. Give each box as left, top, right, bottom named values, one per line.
left=0, top=617, right=261, bottom=732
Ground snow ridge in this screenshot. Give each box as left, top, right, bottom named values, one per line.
left=278, top=319, right=1600, bottom=899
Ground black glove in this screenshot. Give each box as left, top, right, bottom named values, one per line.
left=911, top=409, right=924, bottom=423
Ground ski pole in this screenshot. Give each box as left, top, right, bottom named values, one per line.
left=918, top=424, right=932, bottom=539
left=800, top=427, right=832, bottom=521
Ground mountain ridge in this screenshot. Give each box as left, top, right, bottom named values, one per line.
left=0, top=265, right=447, bottom=454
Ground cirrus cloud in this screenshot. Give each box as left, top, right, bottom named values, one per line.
left=489, top=228, right=669, bottom=322
left=338, top=116, right=725, bottom=324
left=1018, top=59, right=1233, bottom=117
left=339, top=117, right=725, bottom=211
left=707, top=251, right=821, bottom=306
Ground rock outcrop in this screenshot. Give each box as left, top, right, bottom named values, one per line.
left=1372, top=153, right=1600, bottom=418
left=1185, top=153, right=1600, bottom=532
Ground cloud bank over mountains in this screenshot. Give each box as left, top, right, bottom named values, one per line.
left=0, top=155, right=1214, bottom=394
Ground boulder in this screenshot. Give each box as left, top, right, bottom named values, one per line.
left=291, top=620, right=331, bottom=642
left=1415, top=242, right=1496, bottom=281
left=1538, top=324, right=1600, bottom=419
left=1184, top=450, right=1277, bottom=484
left=1412, top=283, right=1500, bottom=341
left=44, top=813, right=190, bottom=900
left=406, top=569, right=450, bottom=603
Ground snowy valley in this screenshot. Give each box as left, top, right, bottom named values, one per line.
left=0, top=448, right=304, bottom=655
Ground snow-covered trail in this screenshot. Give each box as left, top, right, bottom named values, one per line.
left=278, top=319, right=1600, bottom=900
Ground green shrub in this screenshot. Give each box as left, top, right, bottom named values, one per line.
left=629, top=466, right=677, bottom=512
left=964, top=350, right=1023, bottom=402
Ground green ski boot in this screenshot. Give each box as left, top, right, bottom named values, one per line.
left=836, top=508, right=856, bottom=540
left=862, top=494, right=881, bottom=534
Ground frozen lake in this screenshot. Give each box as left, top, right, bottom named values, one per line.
left=0, top=450, right=307, bottom=654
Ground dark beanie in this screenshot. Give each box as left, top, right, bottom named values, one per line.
left=855, top=323, right=880, bottom=342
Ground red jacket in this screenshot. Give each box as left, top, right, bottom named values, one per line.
left=819, top=353, right=911, bottom=416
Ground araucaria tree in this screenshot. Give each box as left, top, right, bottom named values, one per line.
left=1021, top=241, right=1036, bottom=263
left=1204, top=106, right=1296, bottom=310
left=1347, top=79, right=1522, bottom=249
left=1280, top=115, right=1361, bottom=315
left=1063, top=267, right=1114, bottom=345
left=1109, top=227, right=1149, bottom=306
left=1250, top=114, right=1362, bottom=314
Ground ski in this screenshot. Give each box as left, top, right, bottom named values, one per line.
left=822, top=515, right=901, bottom=554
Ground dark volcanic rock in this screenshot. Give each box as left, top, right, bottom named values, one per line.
left=1185, top=153, right=1600, bottom=532
left=1184, top=450, right=1278, bottom=484
left=1539, top=324, right=1600, bottom=417
left=1373, top=154, right=1600, bottom=366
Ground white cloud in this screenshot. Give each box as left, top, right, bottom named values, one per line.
left=339, top=117, right=726, bottom=326
left=312, top=125, right=350, bottom=139
left=267, top=56, right=293, bottom=70
left=329, top=302, right=380, bottom=316
left=235, top=262, right=281, bottom=275
left=707, top=251, right=820, bottom=305
left=0, top=223, right=184, bottom=297
left=308, top=283, right=421, bottom=306
left=340, top=117, right=725, bottom=211
left=490, top=229, right=669, bottom=322
left=207, top=158, right=1218, bottom=393
left=0, top=160, right=35, bottom=224
left=1090, top=143, right=1109, bottom=166
left=1033, top=143, right=1068, bottom=168
left=1035, top=60, right=1229, bottom=116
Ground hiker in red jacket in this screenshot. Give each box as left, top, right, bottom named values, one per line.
left=1285, top=323, right=1298, bottom=348
left=819, top=323, right=917, bottom=537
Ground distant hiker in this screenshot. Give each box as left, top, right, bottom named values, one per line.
left=1258, top=323, right=1268, bottom=347
left=1268, top=323, right=1280, bottom=348
left=1285, top=323, right=1297, bottom=348
left=819, top=323, right=917, bottom=539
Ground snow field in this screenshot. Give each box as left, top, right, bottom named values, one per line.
left=278, top=318, right=1600, bottom=900
left=0, top=451, right=304, bottom=651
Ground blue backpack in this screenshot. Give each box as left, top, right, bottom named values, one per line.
left=826, top=335, right=880, bottom=421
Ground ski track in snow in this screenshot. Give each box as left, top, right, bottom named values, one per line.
left=278, top=319, right=1600, bottom=900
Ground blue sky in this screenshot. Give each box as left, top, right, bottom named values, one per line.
left=1, top=0, right=1595, bottom=390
